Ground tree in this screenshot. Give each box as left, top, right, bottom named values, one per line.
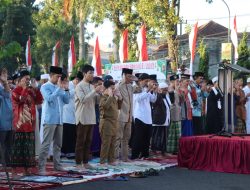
left=68, top=0, right=91, bottom=61
left=0, top=0, right=36, bottom=73
left=197, top=39, right=209, bottom=79
left=137, top=0, right=180, bottom=70
left=237, top=31, right=250, bottom=69
left=0, top=0, right=11, bottom=10
left=0, top=41, right=22, bottom=60
left=33, top=0, right=78, bottom=73
left=90, top=0, right=155, bottom=62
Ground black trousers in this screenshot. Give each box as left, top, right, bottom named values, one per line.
left=62, top=123, right=76, bottom=157
left=0, top=130, right=13, bottom=166
left=151, top=126, right=168, bottom=153
left=131, top=118, right=152, bottom=159
left=192, top=116, right=204, bottom=135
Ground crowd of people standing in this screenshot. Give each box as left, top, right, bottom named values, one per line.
left=0, top=64, right=250, bottom=176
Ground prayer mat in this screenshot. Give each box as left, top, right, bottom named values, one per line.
left=0, top=157, right=178, bottom=189
left=17, top=175, right=87, bottom=185
left=145, top=157, right=178, bottom=164
left=68, top=169, right=109, bottom=176
left=0, top=180, right=60, bottom=189
left=52, top=172, right=84, bottom=178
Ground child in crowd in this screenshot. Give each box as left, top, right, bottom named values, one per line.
left=99, top=81, right=122, bottom=166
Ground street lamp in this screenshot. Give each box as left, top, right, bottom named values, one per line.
left=207, top=0, right=234, bottom=133
left=206, top=0, right=231, bottom=42
left=221, top=0, right=231, bottom=42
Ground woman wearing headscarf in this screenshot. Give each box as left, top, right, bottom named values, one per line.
left=11, top=70, right=43, bottom=175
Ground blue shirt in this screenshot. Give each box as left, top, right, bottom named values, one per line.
left=0, top=84, right=13, bottom=131
left=41, top=81, right=69, bottom=125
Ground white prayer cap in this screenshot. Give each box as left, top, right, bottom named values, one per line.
left=41, top=74, right=50, bottom=80
left=159, top=82, right=168, bottom=89
left=212, top=76, right=218, bottom=84
left=247, top=78, right=250, bottom=83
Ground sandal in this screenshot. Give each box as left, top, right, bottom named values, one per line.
left=129, top=172, right=147, bottom=178
left=145, top=168, right=159, bottom=176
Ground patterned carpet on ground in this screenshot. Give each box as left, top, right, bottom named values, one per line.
left=0, top=155, right=177, bottom=190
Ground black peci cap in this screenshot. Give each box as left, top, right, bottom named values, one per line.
left=169, top=75, right=179, bottom=81
left=122, top=68, right=133, bottom=75
left=149, top=74, right=157, bottom=81
left=49, top=66, right=63, bottom=74
left=135, top=73, right=142, bottom=78
left=138, top=73, right=150, bottom=80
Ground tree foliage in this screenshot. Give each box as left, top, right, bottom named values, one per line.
left=0, top=0, right=12, bottom=11
left=137, top=0, right=180, bottom=70
left=0, top=0, right=36, bottom=73
left=0, top=41, right=22, bottom=60
left=33, top=0, right=78, bottom=74
left=237, top=31, right=250, bottom=69
left=197, top=39, right=209, bottom=79
left=66, top=0, right=91, bottom=60
left=90, top=0, right=154, bottom=62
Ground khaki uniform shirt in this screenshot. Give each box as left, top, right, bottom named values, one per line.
left=99, top=95, right=120, bottom=136
left=118, top=81, right=133, bottom=123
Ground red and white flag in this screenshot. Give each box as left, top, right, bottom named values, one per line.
left=68, top=36, right=76, bottom=74
left=119, top=29, right=128, bottom=63
left=137, top=25, right=148, bottom=61
left=231, top=15, right=238, bottom=60
left=52, top=41, right=60, bottom=67
left=189, top=22, right=198, bottom=76
left=91, top=37, right=102, bottom=76
left=25, top=36, right=32, bottom=70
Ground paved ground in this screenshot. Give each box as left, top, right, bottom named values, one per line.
left=50, top=167, right=250, bottom=190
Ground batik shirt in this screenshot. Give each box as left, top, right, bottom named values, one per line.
left=12, top=86, right=43, bottom=132
left=192, top=82, right=208, bottom=117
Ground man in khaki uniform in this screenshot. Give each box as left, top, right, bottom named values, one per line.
left=115, top=68, right=135, bottom=161
left=75, top=65, right=102, bottom=169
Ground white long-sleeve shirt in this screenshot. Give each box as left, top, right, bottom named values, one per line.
left=133, top=88, right=157, bottom=124
left=63, top=81, right=76, bottom=124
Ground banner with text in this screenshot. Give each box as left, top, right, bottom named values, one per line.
left=104, top=60, right=167, bottom=81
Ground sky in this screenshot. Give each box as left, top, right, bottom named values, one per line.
left=35, top=0, right=250, bottom=48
